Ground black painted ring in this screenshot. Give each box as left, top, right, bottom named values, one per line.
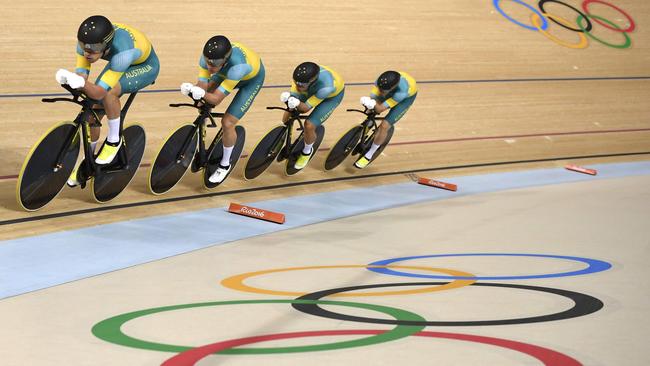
left=538, top=0, right=593, bottom=32
left=294, top=282, right=603, bottom=326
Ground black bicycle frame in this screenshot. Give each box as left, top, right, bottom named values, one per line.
left=169, top=100, right=224, bottom=165
left=42, top=84, right=139, bottom=182
left=346, top=108, right=385, bottom=151
left=266, top=106, right=307, bottom=159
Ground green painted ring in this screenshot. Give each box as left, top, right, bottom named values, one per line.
left=577, top=14, right=632, bottom=49
left=92, top=299, right=425, bottom=354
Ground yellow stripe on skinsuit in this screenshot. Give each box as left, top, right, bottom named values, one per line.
left=398, top=71, right=418, bottom=95
left=321, top=65, right=345, bottom=97
left=114, top=23, right=152, bottom=64
left=232, top=42, right=260, bottom=81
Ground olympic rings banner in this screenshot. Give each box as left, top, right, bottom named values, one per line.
left=91, top=252, right=612, bottom=365
left=493, top=0, right=636, bottom=49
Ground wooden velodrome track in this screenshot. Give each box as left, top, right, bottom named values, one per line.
left=1, top=0, right=649, bottom=240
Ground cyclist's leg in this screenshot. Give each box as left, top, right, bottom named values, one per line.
left=96, top=49, right=159, bottom=164
left=89, top=107, right=105, bottom=153
left=294, top=89, right=344, bottom=169
left=221, top=63, right=265, bottom=163
left=118, top=47, right=160, bottom=95
left=363, top=93, right=416, bottom=161
left=223, top=63, right=265, bottom=145
left=372, top=120, right=393, bottom=147
left=304, top=88, right=345, bottom=148
left=381, top=92, right=417, bottom=135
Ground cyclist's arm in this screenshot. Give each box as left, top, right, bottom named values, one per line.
left=368, top=85, right=388, bottom=113
left=75, top=45, right=91, bottom=79
left=83, top=49, right=141, bottom=99
left=203, top=89, right=227, bottom=106
left=376, top=87, right=407, bottom=113
left=370, top=85, right=381, bottom=99
left=302, top=71, right=336, bottom=112
left=287, top=83, right=311, bottom=113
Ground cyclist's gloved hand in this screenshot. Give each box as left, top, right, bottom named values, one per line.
left=67, top=73, right=85, bottom=89
left=55, top=69, right=85, bottom=89
left=360, top=96, right=376, bottom=110
left=189, top=86, right=206, bottom=100
left=287, top=97, right=300, bottom=110
left=280, top=91, right=291, bottom=103
left=55, top=69, right=70, bottom=85
left=180, top=82, right=194, bottom=96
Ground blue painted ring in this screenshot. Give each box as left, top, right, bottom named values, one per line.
left=493, top=0, right=549, bottom=31
left=368, top=253, right=612, bottom=280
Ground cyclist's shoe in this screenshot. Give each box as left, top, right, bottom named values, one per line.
left=354, top=156, right=370, bottom=169
left=95, top=137, right=123, bottom=165
left=208, top=164, right=231, bottom=184
left=67, top=164, right=80, bottom=187
left=294, top=149, right=314, bottom=170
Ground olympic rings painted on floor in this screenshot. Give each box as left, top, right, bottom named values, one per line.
left=293, top=281, right=604, bottom=326
left=92, top=299, right=425, bottom=354
left=493, top=0, right=635, bottom=49
left=582, top=0, right=635, bottom=32
left=531, top=12, right=589, bottom=49
left=161, top=329, right=582, bottom=366
left=578, top=14, right=632, bottom=48
left=93, top=254, right=608, bottom=364
left=539, top=0, right=592, bottom=32
left=493, top=0, right=549, bottom=31
left=367, top=253, right=612, bottom=280
left=220, top=265, right=476, bottom=297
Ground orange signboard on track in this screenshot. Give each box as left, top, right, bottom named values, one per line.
left=565, top=164, right=597, bottom=176
left=417, top=178, right=458, bottom=191
left=228, top=203, right=286, bottom=224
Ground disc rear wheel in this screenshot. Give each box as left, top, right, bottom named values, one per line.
left=92, top=124, right=146, bottom=203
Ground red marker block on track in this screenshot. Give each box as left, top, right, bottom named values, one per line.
left=417, top=177, right=457, bottom=191
left=565, top=164, right=597, bottom=176
left=228, top=203, right=285, bottom=224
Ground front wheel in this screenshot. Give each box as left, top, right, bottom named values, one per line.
left=16, top=121, right=80, bottom=211
left=148, top=123, right=198, bottom=195
left=243, top=125, right=287, bottom=180
left=323, top=125, right=363, bottom=171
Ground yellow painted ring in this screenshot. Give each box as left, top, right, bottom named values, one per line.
left=531, top=12, right=589, bottom=49
left=221, top=265, right=475, bottom=297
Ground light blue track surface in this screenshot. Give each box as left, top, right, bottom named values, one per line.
left=1, top=161, right=649, bottom=299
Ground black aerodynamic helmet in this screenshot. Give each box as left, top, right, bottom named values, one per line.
left=203, top=35, right=232, bottom=67
left=377, top=70, right=401, bottom=92
left=77, top=15, right=115, bottom=53
left=293, top=61, right=320, bottom=87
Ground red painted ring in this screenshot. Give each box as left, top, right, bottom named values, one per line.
left=582, top=0, right=635, bottom=32
left=161, top=329, right=582, bottom=366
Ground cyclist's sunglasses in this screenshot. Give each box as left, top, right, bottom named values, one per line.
left=79, top=42, right=107, bottom=54
left=206, top=50, right=232, bottom=67
left=295, top=76, right=318, bottom=88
